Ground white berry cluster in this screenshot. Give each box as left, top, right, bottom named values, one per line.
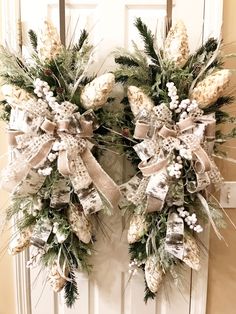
left=52, top=140, right=66, bottom=151
left=33, top=78, right=57, bottom=105
left=179, top=99, right=199, bottom=120
left=48, top=152, right=58, bottom=162
left=167, top=163, right=182, bottom=179
left=166, top=82, right=179, bottom=110
left=166, top=82, right=201, bottom=121
left=38, top=166, right=53, bottom=176
left=178, top=145, right=192, bottom=160
left=177, top=207, right=203, bottom=233
left=167, top=155, right=183, bottom=179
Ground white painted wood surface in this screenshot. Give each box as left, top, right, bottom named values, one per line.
left=0, top=0, right=223, bottom=313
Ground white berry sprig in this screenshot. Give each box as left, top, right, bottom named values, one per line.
left=167, top=155, right=183, bottom=179
left=167, top=162, right=183, bottom=179
left=177, top=207, right=203, bottom=233
left=166, top=82, right=179, bottom=110
left=33, top=78, right=58, bottom=107
left=166, top=82, right=202, bottom=121
left=178, top=145, right=192, bottom=160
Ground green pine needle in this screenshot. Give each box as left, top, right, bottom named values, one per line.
left=28, top=29, right=38, bottom=51
left=17, top=214, right=36, bottom=231
left=64, top=271, right=79, bottom=307
left=73, top=29, right=89, bottom=51
left=204, top=95, right=234, bottom=114
left=115, top=56, right=139, bottom=67
left=134, top=17, right=159, bottom=63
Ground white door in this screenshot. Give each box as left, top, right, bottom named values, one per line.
left=2, top=1, right=223, bottom=313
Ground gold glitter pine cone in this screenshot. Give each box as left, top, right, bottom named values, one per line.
left=80, top=73, right=115, bottom=110
left=127, top=214, right=148, bottom=244
left=190, top=69, right=231, bottom=108
left=38, top=21, right=63, bottom=61
left=164, top=20, right=190, bottom=67
left=67, top=205, right=92, bottom=244
left=8, top=227, right=32, bottom=255
left=127, top=86, right=154, bottom=117
left=145, top=255, right=163, bottom=293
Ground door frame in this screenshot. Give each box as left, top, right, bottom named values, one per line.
left=0, top=0, right=223, bottom=313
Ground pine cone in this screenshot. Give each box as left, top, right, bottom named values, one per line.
left=127, top=86, right=154, bottom=117
left=38, top=21, right=62, bottom=61
left=8, top=228, right=32, bottom=255
left=183, top=234, right=200, bottom=270
left=127, top=214, right=147, bottom=244
left=2, top=85, right=32, bottom=106
left=48, top=262, right=67, bottom=293
left=190, top=69, right=231, bottom=108
left=145, top=255, right=163, bottom=293
left=164, top=20, right=189, bottom=67
left=67, top=206, right=92, bottom=244
left=80, top=73, right=115, bottom=110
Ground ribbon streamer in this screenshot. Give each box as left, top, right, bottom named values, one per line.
left=165, top=212, right=184, bottom=260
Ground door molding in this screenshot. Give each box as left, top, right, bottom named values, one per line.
left=0, top=0, right=223, bottom=313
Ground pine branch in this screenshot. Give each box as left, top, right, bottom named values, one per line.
left=28, top=29, right=38, bottom=51
left=0, top=73, right=33, bottom=93
left=195, top=37, right=218, bottom=57
left=17, top=214, right=36, bottom=231
left=204, top=95, right=234, bottom=114
left=215, top=110, right=230, bottom=124
left=129, top=239, right=147, bottom=262
left=115, top=74, right=129, bottom=84
left=41, top=246, right=59, bottom=267
left=185, top=37, right=221, bottom=79
left=64, top=271, right=79, bottom=307
left=115, top=56, right=139, bottom=67
left=73, top=29, right=89, bottom=51
left=134, top=17, right=159, bottom=63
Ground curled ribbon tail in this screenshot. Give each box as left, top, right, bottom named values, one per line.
left=81, top=148, right=121, bottom=209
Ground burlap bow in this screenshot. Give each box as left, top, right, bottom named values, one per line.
left=2, top=101, right=121, bottom=214
left=130, top=106, right=221, bottom=213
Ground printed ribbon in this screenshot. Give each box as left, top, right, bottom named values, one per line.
left=2, top=102, right=121, bottom=214
left=131, top=107, right=220, bottom=213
